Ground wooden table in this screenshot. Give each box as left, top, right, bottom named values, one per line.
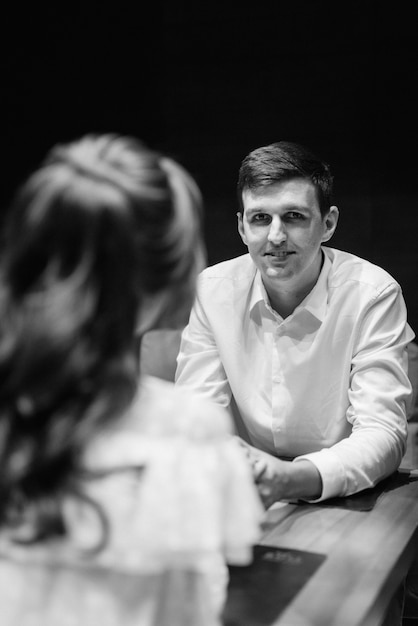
left=231, top=468, right=418, bottom=626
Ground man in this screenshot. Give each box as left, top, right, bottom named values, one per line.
left=175, top=140, right=414, bottom=507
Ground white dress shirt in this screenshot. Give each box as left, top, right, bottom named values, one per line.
left=175, top=247, right=415, bottom=501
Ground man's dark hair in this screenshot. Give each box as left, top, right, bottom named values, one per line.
left=237, top=141, right=334, bottom=217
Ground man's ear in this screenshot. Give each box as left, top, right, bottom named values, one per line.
left=321, top=206, right=339, bottom=243
left=237, top=211, right=248, bottom=246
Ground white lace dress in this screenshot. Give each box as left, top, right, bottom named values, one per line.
left=0, top=376, right=264, bottom=625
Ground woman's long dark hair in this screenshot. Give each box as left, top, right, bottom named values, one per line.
left=0, top=134, right=203, bottom=546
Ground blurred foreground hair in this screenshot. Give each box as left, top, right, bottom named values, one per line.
left=0, top=133, right=204, bottom=546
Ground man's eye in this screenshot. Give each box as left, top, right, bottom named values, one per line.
left=251, top=214, right=270, bottom=223
left=286, top=212, right=304, bottom=220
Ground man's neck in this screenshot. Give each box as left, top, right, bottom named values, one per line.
left=268, top=292, right=304, bottom=319
left=265, top=251, right=324, bottom=319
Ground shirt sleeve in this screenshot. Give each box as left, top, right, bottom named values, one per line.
left=175, top=282, right=232, bottom=409
left=295, top=282, right=415, bottom=501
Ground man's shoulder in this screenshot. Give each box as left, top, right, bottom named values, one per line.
left=199, top=253, right=255, bottom=283
left=326, top=247, right=399, bottom=294
left=195, top=254, right=256, bottom=308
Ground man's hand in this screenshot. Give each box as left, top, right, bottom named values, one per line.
left=235, top=437, right=323, bottom=508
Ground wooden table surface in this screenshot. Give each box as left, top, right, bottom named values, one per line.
left=250, top=468, right=418, bottom=626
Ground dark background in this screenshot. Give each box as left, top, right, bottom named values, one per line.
left=2, top=2, right=418, bottom=331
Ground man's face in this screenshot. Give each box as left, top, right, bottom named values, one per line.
left=238, top=178, right=338, bottom=299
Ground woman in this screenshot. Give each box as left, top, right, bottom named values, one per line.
left=0, top=134, right=263, bottom=625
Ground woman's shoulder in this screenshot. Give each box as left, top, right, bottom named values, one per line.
left=132, top=375, right=234, bottom=440
left=83, top=375, right=234, bottom=471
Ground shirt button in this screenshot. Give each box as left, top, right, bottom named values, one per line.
left=273, top=376, right=281, bottom=383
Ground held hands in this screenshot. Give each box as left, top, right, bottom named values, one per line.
left=235, top=437, right=323, bottom=508
left=235, top=438, right=291, bottom=509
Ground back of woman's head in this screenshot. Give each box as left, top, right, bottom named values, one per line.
left=0, top=134, right=204, bottom=539
left=4, top=134, right=203, bottom=330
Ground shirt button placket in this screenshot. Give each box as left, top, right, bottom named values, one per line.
left=272, top=326, right=283, bottom=443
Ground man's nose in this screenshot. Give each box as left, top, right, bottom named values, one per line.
left=267, top=216, right=287, bottom=244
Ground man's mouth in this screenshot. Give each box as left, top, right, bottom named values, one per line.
left=265, top=250, right=294, bottom=258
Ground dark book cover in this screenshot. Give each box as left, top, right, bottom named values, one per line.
left=222, top=544, right=326, bottom=626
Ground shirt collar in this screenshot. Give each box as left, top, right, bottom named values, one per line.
left=249, top=247, right=331, bottom=322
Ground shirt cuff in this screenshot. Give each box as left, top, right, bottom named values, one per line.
left=293, top=449, right=348, bottom=502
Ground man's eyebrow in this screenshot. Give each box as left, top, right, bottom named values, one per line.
left=245, top=204, right=310, bottom=214
left=245, top=207, right=266, bottom=214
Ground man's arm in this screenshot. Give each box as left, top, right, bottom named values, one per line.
left=302, top=283, right=414, bottom=499
left=175, top=283, right=232, bottom=407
